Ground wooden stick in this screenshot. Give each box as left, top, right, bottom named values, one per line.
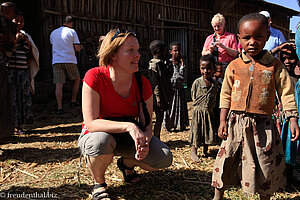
left=0, top=173, right=12, bottom=183
left=181, top=157, right=189, bottom=168
left=15, top=168, right=39, bottom=179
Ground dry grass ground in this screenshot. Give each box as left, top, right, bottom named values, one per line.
left=1, top=102, right=300, bottom=200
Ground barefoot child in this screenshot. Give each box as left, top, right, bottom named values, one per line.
left=189, top=54, right=219, bottom=161
left=212, top=13, right=300, bottom=200
left=165, top=42, right=189, bottom=132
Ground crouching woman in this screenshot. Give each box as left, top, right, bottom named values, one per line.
left=78, top=29, right=173, bottom=200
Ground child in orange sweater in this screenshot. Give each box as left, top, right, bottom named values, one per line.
left=212, top=13, right=299, bottom=200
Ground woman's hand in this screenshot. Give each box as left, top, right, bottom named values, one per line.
left=290, top=117, right=300, bottom=141
left=209, top=43, right=216, bottom=52
left=127, top=123, right=149, bottom=160
left=134, top=124, right=152, bottom=161
left=215, top=41, right=225, bottom=49
left=218, top=121, right=228, bottom=139
left=135, top=144, right=149, bottom=160
left=215, top=41, right=238, bottom=57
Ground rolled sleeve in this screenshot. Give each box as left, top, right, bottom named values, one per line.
left=275, top=63, right=297, bottom=111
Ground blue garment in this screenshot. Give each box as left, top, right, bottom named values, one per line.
left=264, top=26, right=286, bottom=51
left=296, top=26, right=300, bottom=60
left=281, top=79, right=300, bottom=166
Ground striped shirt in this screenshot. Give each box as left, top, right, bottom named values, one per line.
left=9, top=41, right=30, bottom=69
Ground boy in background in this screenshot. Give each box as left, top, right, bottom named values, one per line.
left=148, top=40, right=173, bottom=139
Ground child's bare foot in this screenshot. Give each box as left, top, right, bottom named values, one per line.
left=191, top=152, right=201, bottom=162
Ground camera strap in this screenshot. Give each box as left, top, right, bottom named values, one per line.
left=213, top=36, right=219, bottom=61
left=134, top=72, right=150, bottom=131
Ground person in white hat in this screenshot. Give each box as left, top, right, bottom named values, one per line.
left=259, top=11, right=286, bottom=56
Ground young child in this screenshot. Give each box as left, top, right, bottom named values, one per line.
left=189, top=54, right=218, bottom=162
left=8, top=12, right=39, bottom=134
left=212, top=62, right=223, bottom=139
left=148, top=40, right=173, bottom=139
left=212, top=13, right=300, bottom=200
left=213, top=62, right=224, bottom=85
left=279, top=43, right=300, bottom=185
left=165, top=42, right=189, bottom=132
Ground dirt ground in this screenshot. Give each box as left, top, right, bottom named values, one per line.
left=1, top=102, right=300, bottom=200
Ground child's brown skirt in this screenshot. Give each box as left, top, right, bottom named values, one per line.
left=212, top=112, right=286, bottom=196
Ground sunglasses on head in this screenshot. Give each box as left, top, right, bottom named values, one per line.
left=110, top=28, right=136, bottom=42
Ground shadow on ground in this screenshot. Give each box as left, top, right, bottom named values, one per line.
left=3, top=172, right=300, bottom=200
left=1, top=125, right=81, bottom=144
left=0, top=147, right=80, bottom=164
left=165, top=140, right=190, bottom=150
left=2, top=169, right=215, bottom=200
left=32, top=106, right=83, bottom=129
left=109, top=169, right=214, bottom=200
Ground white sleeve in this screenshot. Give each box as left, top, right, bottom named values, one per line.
left=72, top=30, right=80, bottom=44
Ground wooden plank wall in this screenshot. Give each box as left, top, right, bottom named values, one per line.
left=38, top=0, right=294, bottom=83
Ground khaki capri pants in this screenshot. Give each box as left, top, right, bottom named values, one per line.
left=78, top=131, right=173, bottom=169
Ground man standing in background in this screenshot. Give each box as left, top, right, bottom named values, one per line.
left=260, top=11, right=286, bottom=56
left=50, top=16, right=82, bottom=114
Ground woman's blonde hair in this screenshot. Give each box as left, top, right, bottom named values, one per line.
left=97, top=29, right=136, bottom=66
left=211, top=13, right=225, bottom=26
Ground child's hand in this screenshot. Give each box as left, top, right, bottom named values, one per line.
left=218, top=121, right=228, bottom=139
left=289, top=117, right=300, bottom=141
left=279, top=42, right=296, bottom=54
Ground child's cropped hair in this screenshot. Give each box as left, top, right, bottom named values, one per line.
left=200, top=54, right=216, bottom=69
left=169, top=41, right=181, bottom=49
left=149, top=40, right=166, bottom=55
left=237, top=12, right=268, bottom=31
left=0, top=2, right=17, bottom=13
